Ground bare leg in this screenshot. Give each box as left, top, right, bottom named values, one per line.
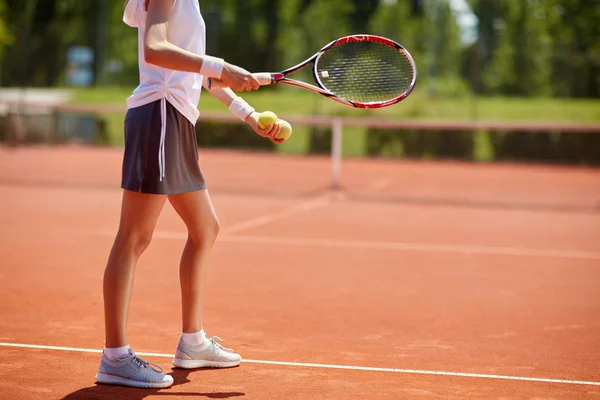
left=103, top=190, right=167, bottom=348
left=168, top=189, right=220, bottom=333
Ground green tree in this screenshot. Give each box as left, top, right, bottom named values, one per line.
left=482, top=0, right=552, bottom=96
left=470, top=0, right=599, bottom=97
left=273, top=0, right=354, bottom=84
left=369, top=0, right=464, bottom=97
left=1, top=0, right=99, bottom=86
left=349, top=0, right=379, bottom=32
left=546, top=0, right=600, bottom=97
left=106, top=0, right=139, bottom=86
left=0, top=0, right=13, bottom=56
left=0, top=0, right=14, bottom=85
left=368, top=0, right=426, bottom=67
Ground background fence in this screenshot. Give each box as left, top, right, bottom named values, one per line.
left=2, top=99, right=599, bottom=196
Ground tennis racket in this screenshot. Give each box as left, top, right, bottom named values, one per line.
left=207, top=34, right=417, bottom=109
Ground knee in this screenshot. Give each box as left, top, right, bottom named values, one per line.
left=114, top=229, right=154, bottom=257
left=189, top=217, right=220, bottom=247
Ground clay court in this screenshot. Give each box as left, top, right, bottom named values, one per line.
left=1, top=145, right=599, bottom=399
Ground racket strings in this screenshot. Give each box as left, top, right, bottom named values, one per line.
left=316, top=41, right=414, bottom=104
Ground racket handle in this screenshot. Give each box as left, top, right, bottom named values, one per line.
left=206, top=78, right=227, bottom=90
left=206, top=73, right=274, bottom=90
left=253, top=73, right=274, bottom=86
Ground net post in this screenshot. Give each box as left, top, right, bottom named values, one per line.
left=331, top=118, right=343, bottom=189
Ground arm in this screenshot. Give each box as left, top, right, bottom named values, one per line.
left=203, top=79, right=283, bottom=144
left=143, top=0, right=259, bottom=92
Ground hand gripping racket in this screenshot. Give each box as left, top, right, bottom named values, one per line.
left=207, top=34, right=417, bottom=109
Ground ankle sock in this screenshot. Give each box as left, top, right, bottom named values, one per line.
left=181, top=329, right=209, bottom=350
left=104, top=345, right=131, bottom=361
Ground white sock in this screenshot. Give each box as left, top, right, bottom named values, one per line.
left=181, top=329, right=208, bottom=350
left=104, top=345, right=131, bottom=361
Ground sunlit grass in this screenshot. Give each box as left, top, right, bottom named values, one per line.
left=67, top=85, right=600, bottom=159
left=71, top=85, right=600, bottom=122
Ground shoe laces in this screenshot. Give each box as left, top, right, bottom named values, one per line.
left=207, top=336, right=234, bottom=352
left=120, top=351, right=164, bottom=373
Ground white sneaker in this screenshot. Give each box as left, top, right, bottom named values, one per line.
left=172, top=334, right=242, bottom=369
left=96, top=349, right=174, bottom=388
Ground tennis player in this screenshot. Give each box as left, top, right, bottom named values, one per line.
left=95, top=0, right=282, bottom=388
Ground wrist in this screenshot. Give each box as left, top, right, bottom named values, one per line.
left=199, top=55, right=225, bottom=79
left=244, top=111, right=257, bottom=122
left=229, top=97, right=255, bottom=121
left=229, top=96, right=255, bottom=121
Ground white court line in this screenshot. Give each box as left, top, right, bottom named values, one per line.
left=92, top=230, right=600, bottom=261
left=219, top=235, right=600, bottom=260
left=0, top=342, right=598, bottom=387
left=221, top=195, right=331, bottom=235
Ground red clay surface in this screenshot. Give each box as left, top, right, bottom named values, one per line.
left=1, top=145, right=600, bottom=400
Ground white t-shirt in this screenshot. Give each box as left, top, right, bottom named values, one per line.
left=123, top=0, right=205, bottom=126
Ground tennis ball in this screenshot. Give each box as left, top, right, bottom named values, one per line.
left=258, top=111, right=278, bottom=130
left=276, top=120, right=292, bottom=142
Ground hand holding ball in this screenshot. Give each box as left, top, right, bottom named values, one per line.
left=276, top=120, right=292, bottom=142
left=257, top=111, right=292, bottom=143
left=257, top=111, right=278, bottom=130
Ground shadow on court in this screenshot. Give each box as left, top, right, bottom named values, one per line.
left=61, top=368, right=245, bottom=399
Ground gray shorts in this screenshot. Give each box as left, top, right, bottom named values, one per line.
left=121, top=99, right=206, bottom=194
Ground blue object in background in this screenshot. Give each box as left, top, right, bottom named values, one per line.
left=66, top=46, right=95, bottom=87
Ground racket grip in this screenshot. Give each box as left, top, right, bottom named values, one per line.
left=206, top=78, right=228, bottom=90
left=254, top=73, right=273, bottom=86
left=206, top=73, right=273, bottom=90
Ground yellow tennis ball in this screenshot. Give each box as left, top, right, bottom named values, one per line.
left=276, top=120, right=292, bottom=142
left=258, top=111, right=278, bottom=130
